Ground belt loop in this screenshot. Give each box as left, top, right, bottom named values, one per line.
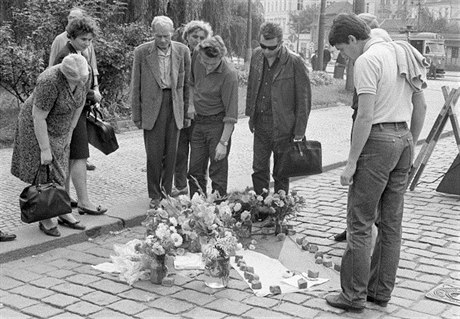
left=379, top=123, right=384, bottom=130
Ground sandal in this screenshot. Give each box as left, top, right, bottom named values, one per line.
left=39, top=222, right=61, bottom=237
left=77, top=205, right=107, bottom=215
left=58, top=217, right=86, bottom=230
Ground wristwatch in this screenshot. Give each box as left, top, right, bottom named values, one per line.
left=219, top=140, right=228, bottom=147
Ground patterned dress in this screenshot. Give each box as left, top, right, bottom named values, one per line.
left=11, top=65, right=88, bottom=185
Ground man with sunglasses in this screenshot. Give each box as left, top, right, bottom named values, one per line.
left=246, top=22, right=311, bottom=200
left=187, top=36, right=238, bottom=197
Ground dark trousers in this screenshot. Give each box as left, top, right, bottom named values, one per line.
left=143, top=90, right=179, bottom=200
left=188, top=118, right=230, bottom=197
left=252, top=115, right=289, bottom=195
left=174, top=124, right=192, bottom=190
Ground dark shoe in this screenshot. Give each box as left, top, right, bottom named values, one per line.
left=367, top=296, right=388, bottom=307
left=58, top=217, right=86, bottom=230
left=149, top=199, right=161, bottom=209
left=325, top=294, right=364, bottom=313
left=334, top=230, right=347, bottom=242
left=78, top=205, right=107, bottom=215
left=38, top=222, right=61, bottom=237
left=70, top=198, right=78, bottom=208
left=0, top=230, right=16, bottom=242
left=86, top=161, right=96, bottom=171
left=171, top=187, right=188, bottom=197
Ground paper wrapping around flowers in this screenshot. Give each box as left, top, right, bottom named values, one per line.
left=174, top=252, right=205, bottom=270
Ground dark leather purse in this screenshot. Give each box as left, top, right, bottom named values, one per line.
left=19, top=165, right=71, bottom=223
left=278, top=138, right=322, bottom=178
left=86, top=108, right=119, bottom=155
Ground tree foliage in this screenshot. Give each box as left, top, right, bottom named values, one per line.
left=289, top=5, right=319, bottom=34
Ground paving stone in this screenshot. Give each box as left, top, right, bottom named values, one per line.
left=133, top=280, right=183, bottom=295
left=42, top=293, right=79, bottom=307
left=0, top=276, right=23, bottom=290
left=3, top=269, right=42, bottom=283
left=52, top=282, right=95, bottom=297
left=273, top=301, right=320, bottom=318
left=392, top=287, right=424, bottom=300
left=416, top=264, right=450, bottom=276
left=48, top=269, right=75, bottom=278
left=48, top=259, right=82, bottom=270
left=431, top=246, right=459, bottom=256
left=117, top=288, right=158, bottom=302
left=171, top=289, right=216, bottom=306
left=30, top=277, right=66, bottom=289
left=281, top=293, right=310, bottom=304
left=182, top=306, right=228, bottom=319
left=106, top=299, right=148, bottom=315
left=205, top=298, right=252, bottom=316
left=242, top=307, right=293, bottom=318
left=136, top=308, right=181, bottom=318
left=244, top=296, right=280, bottom=308
left=65, top=301, right=103, bottom=316
left=1, top=293, right=40, bottom=309
left=397, top=268, right=419, bottom=280
left=226, top=278, right=252, bottom=291
left=405, top=248, right=437, bottom=258
left=66, top=274, right=101, bottom=285
left=398, top=280, right=435, bottom=292
left=10, top=284, right=55, bottom=299
left=412, top=299, right=447, bottom=315
left=393, top=308, right=440, bottom=319
left=398, top=259, right=417, bottom=269
left=148, top=296, right=194, bottom=314
left=49, top=313, right=85, bottom=319
left=88, top=279, right=131, bottom=294
left=0, top=307, right=31, bottom=319
left=21, top=303, right=63, bottom=318
left=419, top=237, right=449, bottom=247
left=81, top=290, right=121, bottom=306
left=214, top=288, right=252, bottom=301
left=172, top=274, right=194, bottom=286
left=441, top=306, right=460, bottom=319
left=89, top=309, right=134, bottom=319
left=417, top=274, right=443, bottom=284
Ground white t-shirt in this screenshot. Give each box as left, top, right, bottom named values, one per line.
left=354, top=37, right=414, bottom=124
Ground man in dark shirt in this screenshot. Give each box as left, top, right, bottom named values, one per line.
left=188, top=36, right=239, bottom=197
left=246, top=22, right=311, bottom=197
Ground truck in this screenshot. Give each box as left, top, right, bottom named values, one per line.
left=408, top=32, right=446, bottom=78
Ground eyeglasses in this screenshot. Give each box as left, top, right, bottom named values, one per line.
left=259, top=42, right=279, bottom=51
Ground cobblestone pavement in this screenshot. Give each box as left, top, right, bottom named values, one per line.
left=1, top=137, right=459, bottom=318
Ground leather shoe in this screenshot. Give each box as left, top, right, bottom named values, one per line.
left=78, top=205, right=107, bottom=215
left=58, top=217, right=86, bottom=230
left=39, top=222, right=61, bottom=237
left=86, top=161, right=96, bottom=171
left=0, top=230, right=16, bottom=242
left=367, top=296, right=388, bottom=307
left=334, top=230, right=347, bottom=242
left=325, top=294, right=364, bottom=313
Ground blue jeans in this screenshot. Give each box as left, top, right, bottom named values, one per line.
left=188, top=118, right=230, bottom=197
left=340, top=122, right=413, bottom=307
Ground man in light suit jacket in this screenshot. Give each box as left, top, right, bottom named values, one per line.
left=130, top=15, right=191, bottom=208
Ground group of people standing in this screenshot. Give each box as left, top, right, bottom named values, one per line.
left=5, top=8, right=428, bottom=315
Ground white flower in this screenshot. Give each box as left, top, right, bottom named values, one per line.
left=236, top=243, right=243, bottom=251
left=257, top=195, right=264, bottom=202
left=262, top=188, right=268, bottom=193
left=169, top=226, right=177, bottom=233
left=248, top=190, right=256, bottom=196
left=224, top=231, right=232, bottom=237
left=171, top=233, right=183, bottom=247
left=169, top=217, right=178, bottom=226
left=234, top=202, right=242, bottom=211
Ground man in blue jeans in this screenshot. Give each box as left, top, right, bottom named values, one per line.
left=188, top=36, right=238, bottom=197
left=326, top=14, right=427, bottom=312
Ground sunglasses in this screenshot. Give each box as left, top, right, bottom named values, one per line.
left=259, top=42, right=279, bottom=51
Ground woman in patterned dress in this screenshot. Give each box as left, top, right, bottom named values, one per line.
left=11, top=54, right=90, bottom=237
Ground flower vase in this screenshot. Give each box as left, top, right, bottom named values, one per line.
left=204, top=256, right=230, bottom=288
left=238, top=220, right=252, bottom=238
left=150, top=255, right=168, bottom=285
left=274, top=218, right=288, bottom=235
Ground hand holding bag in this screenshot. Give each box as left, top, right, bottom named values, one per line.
left=86, top=108, right=119, bottom=155
left=278, top=138, right=322, bottom=178
left=19, top=165, right=71, bottom=223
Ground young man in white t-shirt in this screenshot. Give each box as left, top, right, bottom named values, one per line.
left=325, top=13, right=427, bottom=313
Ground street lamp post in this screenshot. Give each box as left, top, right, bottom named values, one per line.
left=245, top=0, right=252, bottom=69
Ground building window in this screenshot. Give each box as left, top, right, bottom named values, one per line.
left=297, top=0, right=303, bottom=10
left=452, top=47, right=459, bottom=59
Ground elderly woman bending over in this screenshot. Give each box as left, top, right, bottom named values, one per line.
left=11, top=54, right=90, bottom=237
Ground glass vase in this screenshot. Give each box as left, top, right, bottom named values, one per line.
left=150, top=255, right=168, bottom=285
left=236, top=220, right=252, bottom=238
left=274, top=218, right=288, bottom=236
left=204, top=256, right=230, bottom=288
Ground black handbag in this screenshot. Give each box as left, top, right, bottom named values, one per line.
left=19, top=165, right=71, bottom=223
left=278, top=139, right=322, bottom=178
left=86, top=108, right=119, bottom=155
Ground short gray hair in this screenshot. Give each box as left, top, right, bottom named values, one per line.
left=151, top=15, right=174, bottom=33
left=197, top=35, right=227, bottom=58
left=182, top=20, right=213, bottom=39
left=60, top=54, right=89, bottom=81
left=358, top=13, right=380, bottom=29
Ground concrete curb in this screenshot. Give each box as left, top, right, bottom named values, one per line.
left=1, top=130, right=453, bottom=264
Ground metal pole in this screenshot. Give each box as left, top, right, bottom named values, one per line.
left=245, top=0, right=252, bottom=68
left=296, top=21, right=300, bottom=53
left=317, top=0, right=326, bottom=70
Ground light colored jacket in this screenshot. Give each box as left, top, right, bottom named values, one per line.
left=130, top=40, right=190, bottom=130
